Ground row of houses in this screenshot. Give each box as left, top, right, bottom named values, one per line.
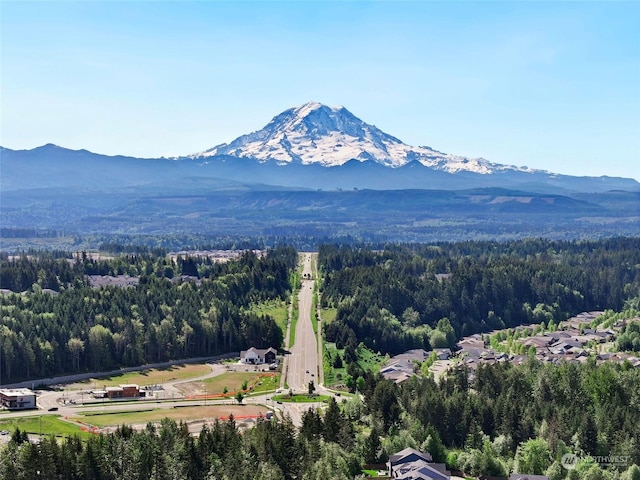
left=380, top=349, right=452, bottom=384
left=457, top=312, right=640, bottom=377
left=381, top=312, right=639, bottom=385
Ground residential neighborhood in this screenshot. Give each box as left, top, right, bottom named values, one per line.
left=381, top=311, right=640, bottom=384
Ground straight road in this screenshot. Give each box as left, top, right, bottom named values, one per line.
left=285, top=253, right=320, bottom=393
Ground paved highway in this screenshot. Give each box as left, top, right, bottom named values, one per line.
left=284, top=254, right=321, bottom=393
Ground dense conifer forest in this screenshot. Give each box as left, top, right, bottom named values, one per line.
left=0, top=360, right=638, bottom=479
left=0, top=247, right=296, bottom=381
left=320, top=238, right=640, bottom=355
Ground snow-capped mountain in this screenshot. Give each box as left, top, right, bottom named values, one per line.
left=3, top=102, right=638, bottom=196
left=192, top=102, right=537, bottom=175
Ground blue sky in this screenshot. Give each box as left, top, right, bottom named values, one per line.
left=1, top=1, right=639, bottom=179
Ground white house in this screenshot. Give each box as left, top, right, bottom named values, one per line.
left=240, top=347, right=277, bottom=365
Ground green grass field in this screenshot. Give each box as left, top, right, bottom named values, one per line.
left=249, top=300, right=289, bottom=343
left=272, top=393, right=330, bottom=403
left=323, top=343, right=386, bottom=387
left=0, top=415, right=91, bottom=439
left=245, top=373, right=280, bottom=395
left=361, top=469, right=384, bottom=477
left=289, top=303, right=299, bottom=347
left=356, top=346, right=387, bottom=372
left=320, top=307, right=337, bottom=323
left=311, top=289, right=319, bottom=335
left=323, top=342, right=346, bottom=386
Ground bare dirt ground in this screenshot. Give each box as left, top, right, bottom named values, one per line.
left=98, top=404, right=268, bottom=435
left=65, top=363, right=213, bottom=390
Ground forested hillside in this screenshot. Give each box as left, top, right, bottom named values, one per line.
left=0, top=247, right=296, bottom=381
left=0, top=360, right=638, bottom=479
left=363, top=359, right=640, bottom=479
left=320, top=238, right=640, bottom=355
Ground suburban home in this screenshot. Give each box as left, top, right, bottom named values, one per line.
left=380, top=349, right=429, bottom=383
left=388, top=447, right=450, bottom=480
left=434, top=348, right=452, bottom=360
left=384, top=370, right=413, bottom=384
left=240, top=347, right=277, bottom=365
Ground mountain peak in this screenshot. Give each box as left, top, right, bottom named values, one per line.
left=293, top=101, right=346, bottom=114
left=192, top=103, right=536, bottom=174
left=293, top=101, right=333, bottom=114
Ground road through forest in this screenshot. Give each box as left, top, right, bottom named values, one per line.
left=284, top=253, right=320, bottom=393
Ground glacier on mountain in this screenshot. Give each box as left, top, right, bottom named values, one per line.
left=191, top=102, right=539, bottom=175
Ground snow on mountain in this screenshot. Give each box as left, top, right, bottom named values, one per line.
left=191, top=102, right=539, bottom=175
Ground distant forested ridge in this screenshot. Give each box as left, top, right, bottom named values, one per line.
left=320, top=238, right=640, bottom=355
left=0, top=247, right=296, bottom=382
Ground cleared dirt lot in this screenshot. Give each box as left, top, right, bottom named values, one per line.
left=66, top=363, right=213, bottom=389
left=76, top=404, right=270, bottom=435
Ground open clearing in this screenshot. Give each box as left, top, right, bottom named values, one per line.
left=0, top=415, right=91, bottom=439
left=68, top=363, right=212, bottom=388
left=249, top=300, right=289, bottom=339
left=73, top=405, right=267, bottom=428
left=320, top=307, right=337, bottom=323
left=177, top=372, right=279, bottom=398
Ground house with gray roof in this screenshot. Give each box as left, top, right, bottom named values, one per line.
left=388, top=447, right=450, bottom=480
left=240, top=347, right=277, bottom=365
